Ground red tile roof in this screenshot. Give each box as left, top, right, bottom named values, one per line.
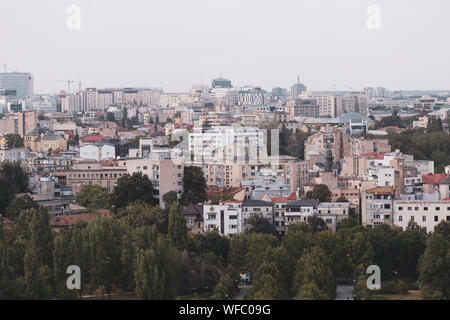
left=272, top=192, right=298, bottom=203
left=422, top=174, right=449, bottom=185
left=361, top=152, right=385, bottom=160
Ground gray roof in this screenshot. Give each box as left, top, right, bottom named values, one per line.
left=242, top=199, right=273, bottom=207
left=286, top=199, right=320, bottom=208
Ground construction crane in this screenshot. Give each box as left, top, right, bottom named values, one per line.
left=51, top=80, right=76, bottom=94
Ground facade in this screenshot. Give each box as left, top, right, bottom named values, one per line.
left=203, top=202, right=242, bottom=237
left=393, top=200, right=450, bottom=232
left=241, top=199, right=274, bottom=232
left=285, top=199, right=319, bottom=228
left=124, top=157, right=184, bottom=208
left=0, top=72, right=33, bottom=98
left=362, top=186, right=395, bottom=227
left=80, top=144, right=116, bottom=161
left=317, top=202, right=350, bottom=232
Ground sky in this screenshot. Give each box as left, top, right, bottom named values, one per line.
left=0, top=0, right=449, bottom=94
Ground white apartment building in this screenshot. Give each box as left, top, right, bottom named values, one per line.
left=80, top=144, right=116, bottom=161
left=393, top=200, right=450, bottom=232
left=0, top=72, right=33, bottom=98
left=203, top=202, right=242, bottom=237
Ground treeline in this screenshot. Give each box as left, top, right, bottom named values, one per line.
left=386, top=130, right=450, bottom=173
left=3, top=203, right=450, bottom=299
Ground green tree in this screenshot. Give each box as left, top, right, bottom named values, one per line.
left=76, top=184, right=110, bottom=212
left=182, top=166, right=207, bottom=205
left=305, top=184, right=332, bottom=202
left=292, top=246, right=336, bottom=299
left=4, top=194, right=38, bottom=221
left=23, top=246, right=52, bottom=299
left=111, top=172, right=157, bottom=209
left=134, top=237, right=179, bottom=300
left=294, top=281, right=330, bottom=300
left=434, top=221, right=450, bottom=241
left=4, top=134, right=24, bottom=148
left=30, top=206, right=53, bottom=266
left=308, top=216, right=328, bottom=232
left=0, top=161, right=29, bottom=213
left=246, top=215, right=276, bottom=235
left=418, top=233, right=450, bottom=299
left=162, top=191, right=178, bottom=207
left=117, top=201, right=167, bottom=232
left=168, top=204, right=187, bottom=250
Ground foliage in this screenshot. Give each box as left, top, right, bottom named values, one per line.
left=305, top=184, right=332, bottom=202
left=111, top=172, right=157, bottom=209
left=245, top=215, right=276, bottom=235
left=4, top=194, right=38, bottom=221
left=76, top=184, right=110, bottom=212
left=4, top=134, right=24, bottom=148
left=182, top=166, right=207, bottom=205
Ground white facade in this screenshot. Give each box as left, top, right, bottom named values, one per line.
left=80, top=144, right=115, bottom=161
left=0, top=72, right=33, bottom=98
left=203, top=202, right=243, bottom=237
left=394, top=200, right=450, bottom=232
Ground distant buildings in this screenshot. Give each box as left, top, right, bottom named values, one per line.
left=0, top=72, right=34, bottom=98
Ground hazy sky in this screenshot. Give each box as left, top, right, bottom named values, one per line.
left=1, top=0, right=449, bottom=94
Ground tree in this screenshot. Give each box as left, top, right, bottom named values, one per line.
left=162, top=191, right=178, bottom=207
left=0, top=161, right=29, bottom=213
left=336, top=217, right=359, bottom=231
left=4, top=194, right=38, bottom=221
left=305, top=184, right=332, bottom=202
left=168, top=204, right=187, bottom=250
left=307, top=216, right=328, bottom=232
left=228, top=234, right=248, bottom=272
left=434, top=221, right=450, bottom=241
left=292, top=246, right=336, bottom=299
left=246, top=215, right=276, bottom=235
left=4, top=134, right=24, bottom=149
left=212, top=274, right=236, bottom=300
left=418, top=233, right=450, bottom=299
left=117, top=201, right=167, bottom=232
left=111, top=172, right=157, bottom=209
left=182, top=166, right=207, bottom=205
left=23, top=246, right=52, bottom=299
left=76, top=184, right=110, bottom=212
left=30, top=207, right=53, bottom=266
left=134, top=237, right=179, bottom=300
left=336, top=196, right=349, bottom=203
left=294, top=281, right=329, bottom=300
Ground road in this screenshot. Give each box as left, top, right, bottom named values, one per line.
left=335, top=285, right=354, bottom=300
left=234, top=285, right=252, bottom=300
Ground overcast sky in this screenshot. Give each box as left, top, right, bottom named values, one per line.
left=0, top=0, right=449, bottom=94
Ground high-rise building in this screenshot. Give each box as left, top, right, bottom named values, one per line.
left=291, top=77, right=307, bottom=99
left=0, top=72, right=34, bottom=98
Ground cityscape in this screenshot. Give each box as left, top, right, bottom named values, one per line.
left=1, top=0, right=450, bottom=307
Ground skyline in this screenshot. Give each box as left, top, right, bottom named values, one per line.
left=1, top=0, right=449, bottom=93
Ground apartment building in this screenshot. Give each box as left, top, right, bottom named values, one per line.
left=203, top=201, right=242, bottom=237
left=317, top=202, right=350, bottom=232
left=124, top=157, right=183, bottom=208
left=53, top=161, right=127, bottom=193
left=285, top=199, right=319, bottom=228
left=362, top=186, right=395, bottom=227
left=241, top=199, right=274, bottom=232
left=393, top=200, right=450, bottom=232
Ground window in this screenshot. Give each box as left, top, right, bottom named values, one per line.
left=436, top=207, right=440, bottom=211
left=423, top=216, right=426, bottom=222
left=399, top=216, right=403, bottom=222
left=435, top=216, right=439, bottom=222
left=398, top=207, right=403, bottom=211
left=424, top=207, right=428, bottom=211
left=410, top=216, right=414, bottom=222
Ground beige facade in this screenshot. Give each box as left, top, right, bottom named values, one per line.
left=124, top=158, right=184, bottom=208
